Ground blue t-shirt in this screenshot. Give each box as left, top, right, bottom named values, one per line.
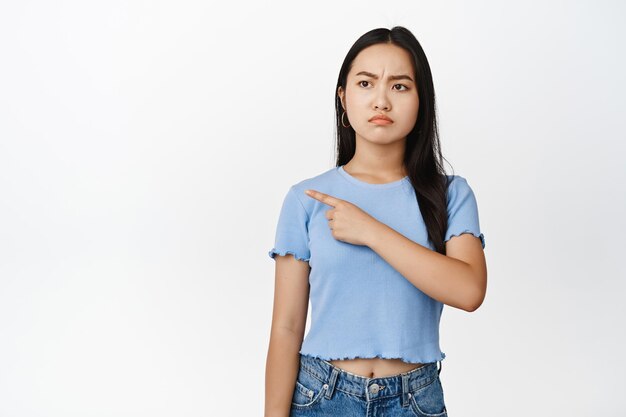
left=268, top=165, right=485, bottom=364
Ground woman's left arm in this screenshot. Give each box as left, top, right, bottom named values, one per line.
left=366, top=220, right=487, bottom=312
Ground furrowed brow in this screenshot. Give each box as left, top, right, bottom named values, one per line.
left=355, top=71, right=414, bottom=82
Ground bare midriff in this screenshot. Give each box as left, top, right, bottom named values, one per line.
left=328, top=357, right=426, bottom=378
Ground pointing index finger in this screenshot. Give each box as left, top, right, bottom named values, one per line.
left=304, top=189, right=340, bottom=207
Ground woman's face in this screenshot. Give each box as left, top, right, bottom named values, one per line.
left=338, top=43, right=419, bottom=146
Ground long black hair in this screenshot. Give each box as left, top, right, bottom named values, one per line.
left=334, top=26, right=454, bottom=255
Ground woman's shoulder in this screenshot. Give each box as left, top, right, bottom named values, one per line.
left=444, top=173, right=467, bottom=183
left=289, top=166, right=339, bottom=192
left=444, top=173, right=473, bottom=191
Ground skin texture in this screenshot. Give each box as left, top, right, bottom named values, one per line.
left=264, top=43, right=487, bottom=416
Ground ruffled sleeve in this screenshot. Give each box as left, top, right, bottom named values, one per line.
left=268, top=186, right=311, bottom=262
left=444, top=176, right=485, bottom=249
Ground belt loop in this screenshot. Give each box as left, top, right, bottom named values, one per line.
left=401, top=373, right=410, bottom=407
left=324, top=366, right=340, bottom=399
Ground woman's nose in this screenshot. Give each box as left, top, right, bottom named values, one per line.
left=373, top=90, right=391, bottom=110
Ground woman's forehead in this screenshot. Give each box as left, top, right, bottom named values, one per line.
left=350, top=44, right=414, bottom=76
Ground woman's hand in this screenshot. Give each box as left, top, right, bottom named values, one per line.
left=304, top=189, right=380, bottom=246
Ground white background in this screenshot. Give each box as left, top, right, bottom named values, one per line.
left=1, top=1, right=624, bottom=416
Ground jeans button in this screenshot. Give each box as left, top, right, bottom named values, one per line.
left=369, top=383, right=380, bottom=394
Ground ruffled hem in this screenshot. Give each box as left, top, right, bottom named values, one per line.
left=299, top=350, right=446, bottom=364
left=445, top=230, right=485, bottom=249
left=268, top=248, right=310, bottom=262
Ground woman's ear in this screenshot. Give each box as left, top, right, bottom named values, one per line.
left=337, top=86, right=346, bottom=110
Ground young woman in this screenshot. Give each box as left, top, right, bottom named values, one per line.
left=265, top=26, right=487, bottom=417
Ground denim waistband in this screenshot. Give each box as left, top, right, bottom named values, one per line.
left=298, top=354, right=442, bottom=402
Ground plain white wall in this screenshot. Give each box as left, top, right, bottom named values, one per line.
left=1, top=1, right=624, bottom=416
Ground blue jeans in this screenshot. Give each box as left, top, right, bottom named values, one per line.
left=290, top=354, right=447, bottom=417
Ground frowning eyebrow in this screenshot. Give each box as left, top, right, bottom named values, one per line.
left=355, top=71, right=414, bottom=82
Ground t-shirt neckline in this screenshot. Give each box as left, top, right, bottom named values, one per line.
left=336, top=165, right=410, bottom=189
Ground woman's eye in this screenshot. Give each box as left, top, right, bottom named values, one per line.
left=358, top=81, right=408, bottom=91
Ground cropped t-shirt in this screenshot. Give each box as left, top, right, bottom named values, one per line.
left=268, top=165, right=485, bottom=364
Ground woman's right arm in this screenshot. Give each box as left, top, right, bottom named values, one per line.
left=265, top=254, right=311, bottom=417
